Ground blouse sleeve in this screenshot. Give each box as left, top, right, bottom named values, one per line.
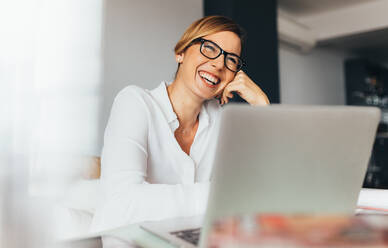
left=90, top=86, right=209, bottom=232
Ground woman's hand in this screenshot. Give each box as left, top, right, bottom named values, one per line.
left=220, top=71, right=270, bottom=106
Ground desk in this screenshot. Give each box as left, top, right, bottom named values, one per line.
left=59, top=224, right=174, bottom=248
left=59, top=188, right=388, bottom=248
left=207, top=214, right=388, bottom=247
left=59, top=214, right=388, bottom=248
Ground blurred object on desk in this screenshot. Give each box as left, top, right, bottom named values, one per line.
left=207, top=213, right=388, bottom=248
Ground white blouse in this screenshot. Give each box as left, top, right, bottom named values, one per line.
left=90, top=82, right=222, bottom=232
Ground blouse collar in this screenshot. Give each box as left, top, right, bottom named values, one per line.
left=150, top=82, right=211, bottom=132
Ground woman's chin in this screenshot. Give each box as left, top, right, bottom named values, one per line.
left=196, top=86, right=218, bottom=101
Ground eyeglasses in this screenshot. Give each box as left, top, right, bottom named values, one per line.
left=192, top=38, right=245, bottom=72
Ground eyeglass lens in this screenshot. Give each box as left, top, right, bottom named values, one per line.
left=200, top=41, right=242, bottom=72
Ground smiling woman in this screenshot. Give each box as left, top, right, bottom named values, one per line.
left=90, top=15, right=269, bottom=233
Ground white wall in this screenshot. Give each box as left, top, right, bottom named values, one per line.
left=278, top=44, right=348, bottom=105
left=98, top=0, right=203, bottom=150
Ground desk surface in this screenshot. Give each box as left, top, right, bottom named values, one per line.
left=60, top=188, right=388, bottom=248
left=61, top=215, right=388, bottom=248
left=207, top=214, right=388, bottom=247
left=60, top=224, right=174, bottom=248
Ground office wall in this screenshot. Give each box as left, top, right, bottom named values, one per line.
left=279, top=44, right=348, bottom=105
left=98, top=0, right=203, bottom=150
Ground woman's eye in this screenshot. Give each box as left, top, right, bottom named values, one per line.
left=227, top=56, right=237, bottom=65
left=204, top=44, right=216, bottom=52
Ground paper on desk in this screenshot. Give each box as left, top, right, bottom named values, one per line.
left=357, top=188, right=388, bottom=214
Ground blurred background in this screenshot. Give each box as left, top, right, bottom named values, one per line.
left=1, top=0, right=388, bottom=246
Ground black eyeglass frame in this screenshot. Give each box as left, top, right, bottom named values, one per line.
left=191, top=37, right=245, bottom=72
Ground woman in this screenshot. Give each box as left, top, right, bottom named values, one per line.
left=91, top=15, right=269, bottom=232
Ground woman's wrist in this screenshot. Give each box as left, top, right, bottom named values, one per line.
left=251, top=94, right=270, bottom=106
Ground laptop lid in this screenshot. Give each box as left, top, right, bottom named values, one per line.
left=200, top=104, right=380, bottom=247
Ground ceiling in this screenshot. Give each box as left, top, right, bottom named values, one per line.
left=278, top=0, right=380, bottom=18
left=277, top=0, right=388, bottom=63
left=320, top=28, right=388, bottom=63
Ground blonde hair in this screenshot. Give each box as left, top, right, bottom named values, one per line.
left=173, top=16, right=245, bottom=77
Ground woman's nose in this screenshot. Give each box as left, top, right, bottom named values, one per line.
left=210, top=55, right=225, bottom=70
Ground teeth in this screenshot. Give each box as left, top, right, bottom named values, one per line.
left=199, top=71, right=220, bottom=85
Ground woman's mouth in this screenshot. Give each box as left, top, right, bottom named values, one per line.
left=198, top=71, right=220, bottom=87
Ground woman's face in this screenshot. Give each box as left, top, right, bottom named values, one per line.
left=176, top=31, right=241, bottom=100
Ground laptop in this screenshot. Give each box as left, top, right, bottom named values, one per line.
left=141, top=104, right=380, bottom=248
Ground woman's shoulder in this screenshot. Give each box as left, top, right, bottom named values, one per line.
left=113, top=84, right=156, bottom=108
left=108, top=85, right=153, bottom=123
left=112, top=83, right=167, bottom=117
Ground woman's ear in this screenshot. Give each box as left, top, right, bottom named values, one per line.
left=175, top=53, right=184, bottom=64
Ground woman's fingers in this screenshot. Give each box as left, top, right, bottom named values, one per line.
left=221, top=71, right=270, bottom=106
left=221, top=81, right=243, bottom=105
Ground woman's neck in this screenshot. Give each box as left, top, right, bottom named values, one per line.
left=167, top=78, right=203, bottom=130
